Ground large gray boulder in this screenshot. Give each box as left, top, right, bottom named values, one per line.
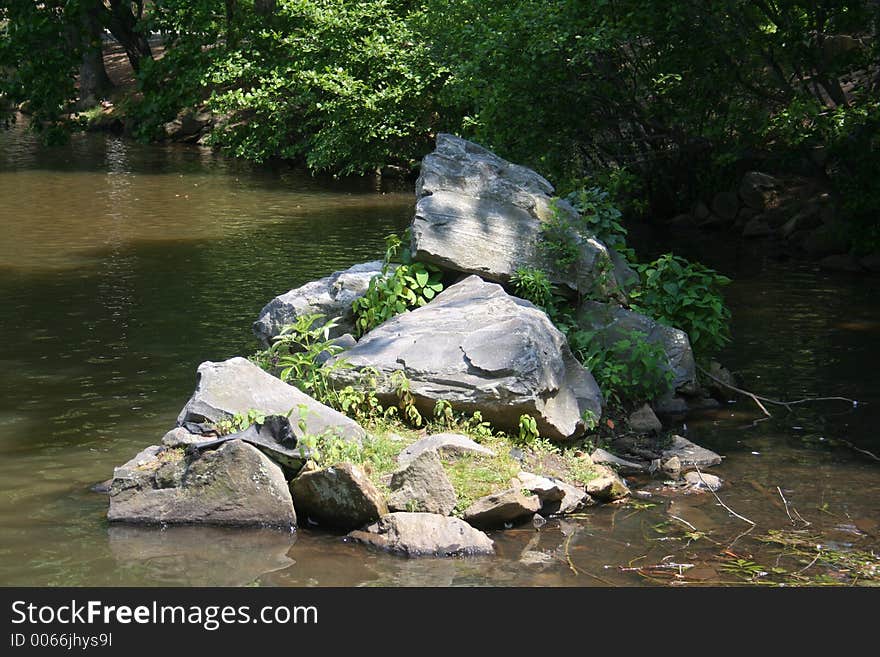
left=252, top=261, right=387, bottom=347
left=289, top=463, right=387, bottom=530
left=349, top=512, right=495, bottom=557
left=328, top=276, right=603, bottom=441
left=387, top=450, right=458, bottom=515
left=107, top=440, right=296, bottom=529
left=411, top=134, right=633, bottom=299
left=176, top=357, right=365, bottom=443
left=576, top=301, right=697, bottom=393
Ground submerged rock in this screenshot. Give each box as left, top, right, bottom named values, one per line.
left=397, top=432, right=496, bottom=465
left=328, top=276, right=603, bottom=441
left=176, top=357, right=365, bottom=443
left=252, top=261, right=388, bottom=347
left=576, top=301, right=697, bottom=393
left=107, top=440, right=296, bottom=529
left=462, top=487, right=542, bottom=529
left=662, top=435, right=723, bottom=468
left=289, top=463, right=387, bottom=530
left=411, top=133, right=633, bottom=298
left=349, top=512, right=494, bottom=557
left=387, top=450, right=457, bottom=516
left=684, top=470, right=723, bottom=492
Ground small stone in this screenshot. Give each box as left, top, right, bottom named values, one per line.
left=684, top=471, right=723, bottom=492
left=590, top=448, right=646, bottom=475
left=585, top=465, right=630, bottom=502
left=661, top=456, right=682, bottom=476
left=397, top=433, right=495, bottom=465
left=462, top=488, right=542, bottom=529
left=662, top=435, right=722, bottom=468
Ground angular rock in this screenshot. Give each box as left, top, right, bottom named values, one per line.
left=651, top=394, right=689, bottom=415
left=590, top=448, right=646, bottom=475
left=462, top=487, right=542, bottom=528
left=584, top=464, right=630, bottom=502
left=252, top=261, right=387, bottom=347
left=684, top=470, right=723, bottom=492
left=188, top=415, right=308, bottom=471
left=176, top=357, right=365, bottom=443
left=662, top=435, right=722, bottom=468
left=161, top=427, right=210, bottom=448
left=576, top=301, right=697, bottom=393
left=289, top=463, right=387, bottom=530
left=703, top=360, right=737, bottom=400
left=628, top=404, right=662, bottom=433
left=108, top=440, right=296, bottom=528
left=348, top=512, right=494, bottom=557
left=411, top=133, right=633, bottom=299
left=163, top=108, right=213, bottom=141
left=387, top=450, right=457, bottom=515
left=739, top=172, right=779, bottom=211
left=516, top=471, right=591, bottom=516
left=397, top=432, right=496, bottom=465
left=328, top=276, right=603, bottom=441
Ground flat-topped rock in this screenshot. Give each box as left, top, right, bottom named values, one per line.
left=462, top=487, right=542, bottom=528
left=662, top=435, right=723, bottom=468
left=349, top=512, right=494, bottom=557
left=397, top=432, right=495, bottom=465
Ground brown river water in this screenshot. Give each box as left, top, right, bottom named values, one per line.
left=1, top=123, right=877, bottom=586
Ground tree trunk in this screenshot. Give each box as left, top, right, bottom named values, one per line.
left=104, top=0, right=153, bottom=74
left=77, top=1, right=114, bottom=109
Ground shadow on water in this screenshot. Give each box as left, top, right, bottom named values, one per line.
left=0, top=128, right=877, bottom=586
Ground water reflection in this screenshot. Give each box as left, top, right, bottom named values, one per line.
left=108, top=526, right=297, bottom=586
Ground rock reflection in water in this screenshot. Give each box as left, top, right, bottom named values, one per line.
left=108, top=526, right=296, bottom=586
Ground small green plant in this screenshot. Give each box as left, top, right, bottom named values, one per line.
left=252, top=313, right=349, bottom=406
left=390, top=370, right=423, bottom=427
left=510, top=267, right=557, bottom=312
left=214, top=409, right=267, bottom=436
left=352, top=233, right=444, bottom=336
left=517, top=414, right=541, bottom=446
left=564, top=186, right=631, bottom=258
left=571, top=329, right=674, bottom=407
left=433, top=399, right=455, bottom=429
left=629, top=254, right=732, bottom=358
left=581, top=408, right=599, bottom=431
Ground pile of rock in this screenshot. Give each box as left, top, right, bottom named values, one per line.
left=106, top=133, right=727, bottom=558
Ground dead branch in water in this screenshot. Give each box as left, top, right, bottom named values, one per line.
left=694, top=465, right=755, bottom=526
left=697, top=365, right=859, bottom=417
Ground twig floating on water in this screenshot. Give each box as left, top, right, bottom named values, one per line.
left=695, top=465, right=755, bottom=526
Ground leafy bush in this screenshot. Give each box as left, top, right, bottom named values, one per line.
left=564, top=186, right=629, bottom=254
left=570, top=329, right=674, bottom=407
left=510, top=267, right=556, bottom=311
left=352, top=233, right=443, bottom=336
left=629, top=254, right=731, bottom=358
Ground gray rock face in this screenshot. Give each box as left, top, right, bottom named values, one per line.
left=739, top=172, right=779, bottom=211
left=176, top=357, right=365, bottom=443
left=411, top=133, right=632, bottom=298
left=590, top=448, right=646, bottom=475
left=387, top=450, right=457, bottom=515
left=662, top=435, right=723, bottom=468
left=397, top=432, right=495, bottom=465
left=108, top=440, right=296, bottom=528
left=289, top=463, right=387, bottom=530
left=576, top=301, right=697, bottom=393
left=328, top=276, right=603, bottom=441
left=462, top=487, right=542, bottom=528
left=349, top=512, right=495, bottom=557
left=252, top=261, right=387, bottom=347
left=628, top=404, right=663, bottom=433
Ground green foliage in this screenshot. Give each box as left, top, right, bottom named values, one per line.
left=352, top=233, right=443, bottom=336
left=510, top=267, right=556, bottom=312
left=251, top=313, right=348, bottom=406
left=564, top=186, right=629, bottom=255
left=516, top=413, right=540, bottom=446
left=390, top=369, right=422, bottom=427
left=213, top=408, right=267, bottom=436
left=629, top=254, right=732, bottom=358
left=570, top=330, right=674, bottom=407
